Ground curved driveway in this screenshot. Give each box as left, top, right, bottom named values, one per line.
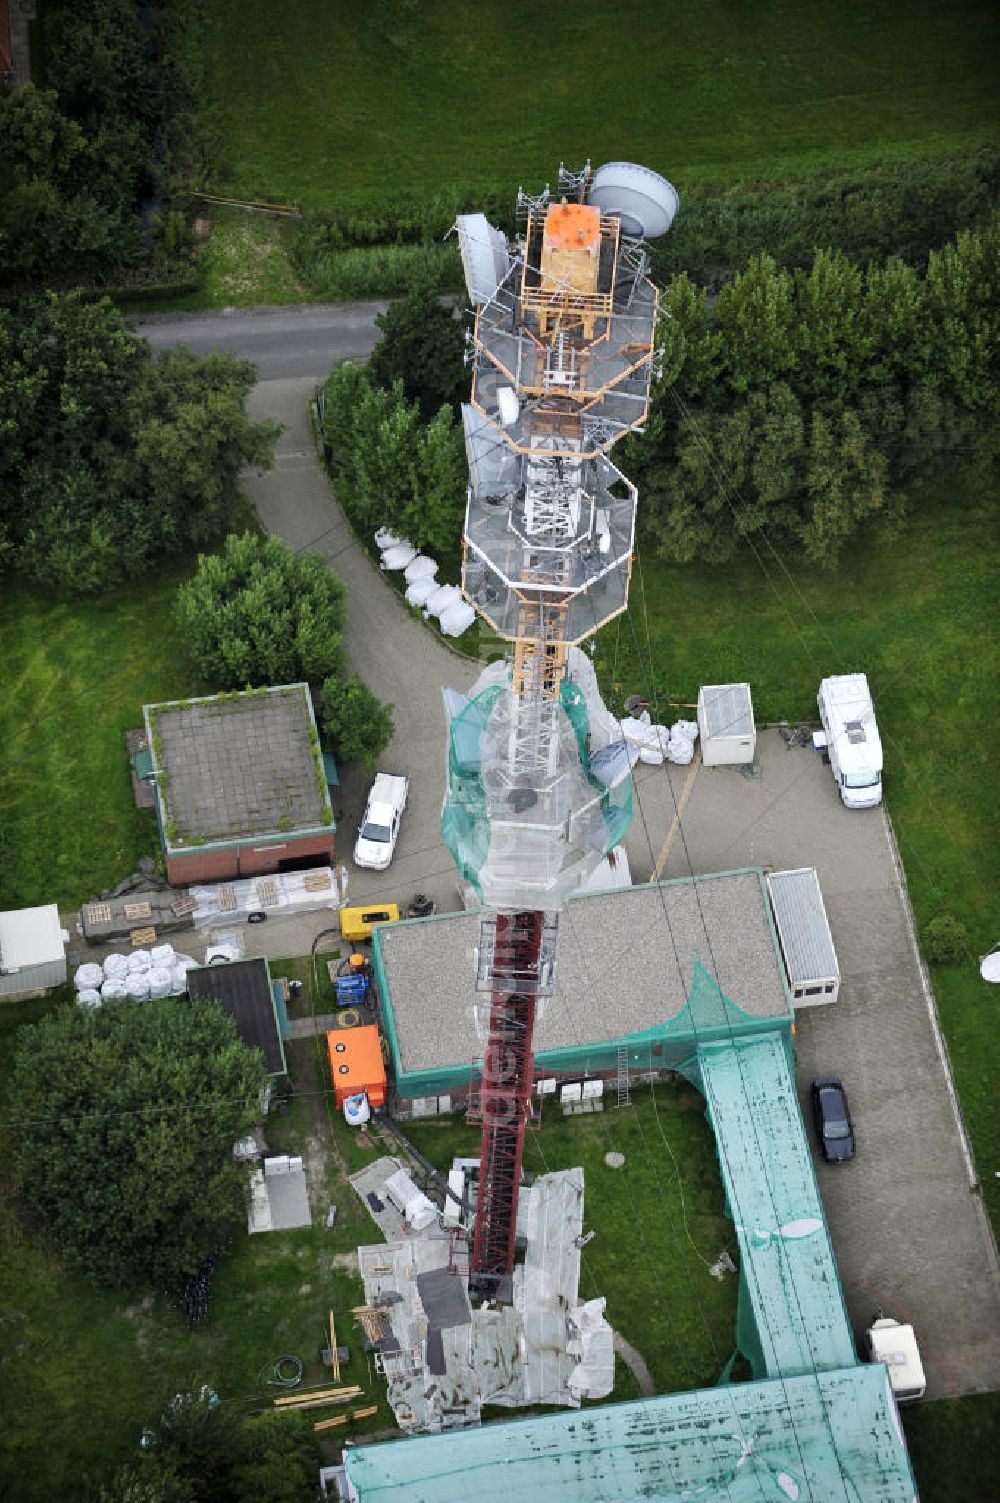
left=133, top=307, right=475, bottom=914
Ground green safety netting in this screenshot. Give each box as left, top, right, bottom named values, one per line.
left=441, top=669, right=632, bottom=900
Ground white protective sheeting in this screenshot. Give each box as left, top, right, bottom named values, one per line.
left=381, top=544, right=417, bottom=570
left=190, top=866, right=340, bottom=928
left=404, top=554, right=438, bottom=584
left=567, top=1298, right=615, bottom=1400
left=439, top=601, right=476, bottom=637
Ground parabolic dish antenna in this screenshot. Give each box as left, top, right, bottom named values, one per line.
left=980, top=950, right=1000, bottom=983
left=588, top=161, right=679, bottom=239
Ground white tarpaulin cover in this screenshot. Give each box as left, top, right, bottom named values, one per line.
left=190, top=866, right=340, bottom=928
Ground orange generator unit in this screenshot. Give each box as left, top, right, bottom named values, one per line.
left=327, top=1024, right=386, bottom=1110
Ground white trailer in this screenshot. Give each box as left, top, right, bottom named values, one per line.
left=697, top=683, right=755, bottom=766
left=865, top=1316, right=926, bottom=1402
left=0, top=904, right=68, bottom=1000
left=766, top=868, right=840, bottom=1006
left=817, top=673, right=883, bottom=808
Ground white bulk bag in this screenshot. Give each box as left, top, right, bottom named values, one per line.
left=101, top=978, right=129, bottom=1002
left=404, top=554, right=437, bottom=584
left=375, top=527, right=403, bottom=550
left=74, top=962, right=104, bottom=991
left=426, top=583, right=463, bottom=618
left=102, top=952, right=129, bottom=980
left=150, top=943, right=176, bottom=969
left=77, top=989, right=102, bottom=1010
left=439, top=601, right=477, bottom=637
left=406, top=576, right=438, bottom=607
left=127, top=949, right=151, bottom=973
left=381, top=544, right=417, bottom=570
left=147, top=966, right=173, bottom=1000
left=170, top=964, right=191, bottom=995
left=125, top=972, right=150, bottom=1001
left=672, top=718, right=699, bottom=744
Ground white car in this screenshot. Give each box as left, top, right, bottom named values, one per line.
left=353, top=772, right=409, bottom=870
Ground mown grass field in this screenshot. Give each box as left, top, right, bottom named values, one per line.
left=596, top=486, right=1000, bottom=1233
left=0, top=567, right=210, bottom=912
left=198, top=0, right=1000, bottom=209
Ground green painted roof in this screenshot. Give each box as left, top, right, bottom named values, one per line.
left=344, top=1364, right=916, bottom=1501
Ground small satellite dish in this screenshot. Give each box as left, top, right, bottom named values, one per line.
left=980, top=951, right=1000, bottom=984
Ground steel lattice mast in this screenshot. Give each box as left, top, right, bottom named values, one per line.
left=443, top=160, right=678, bottom=1302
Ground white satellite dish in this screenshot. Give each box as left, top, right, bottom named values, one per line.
left=980, top=951, right=1000, bottom=984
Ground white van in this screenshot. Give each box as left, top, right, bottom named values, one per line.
left=817, top=674, right=883, bottom=809
left=865, top=1316, right=926, bottom=1402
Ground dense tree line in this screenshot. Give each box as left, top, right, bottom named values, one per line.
left=177, top=533, right=394, bottom=772
left=0, top=0, right=164, bottom=287
left=320, top=365, right=467, bottom=566
left=11, top=998, right=265, bottom=1288
left=0, top=293, right=278, bottom=591
left=92, top=1398, right=322, bottom=1503
left=629, top=214, right=1000, bottom=566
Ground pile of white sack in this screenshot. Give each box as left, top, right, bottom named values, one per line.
left=74, top=942, right=198, bottom=1008
left=375, top=530, right=476, bottom=638
left=619, top=711, right=699, bottom=766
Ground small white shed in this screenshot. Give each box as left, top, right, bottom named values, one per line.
left=697, top=683, right=756, bottom=766
left=766, top=868, right=840, bottom=1006
left=0, top=904, right=69, bottom=1000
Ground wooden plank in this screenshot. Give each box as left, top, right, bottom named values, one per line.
left=273, top=1385, right=360, bottom=1408
left=314, top=1415, right=348, bottom=1432
left=124, top=901, right=152, bottom=921
left=273, top=1392, right=361, bottom=1414
left=352, top=1406, right=379, bottom=1421
left=130, top=926, right=156, bottom=947
left=328, top=1309, right=341, bottom=1384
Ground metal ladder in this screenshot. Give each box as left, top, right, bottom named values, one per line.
left=615, top=1045, right=631, bottom=1108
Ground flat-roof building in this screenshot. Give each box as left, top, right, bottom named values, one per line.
left=372, top=869, right=792, bottom=1108
left=187, top=957, right=287, bottom=1077
left=143, top=684, right=334, bottom=884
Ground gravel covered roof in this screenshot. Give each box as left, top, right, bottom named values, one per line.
left=377, top=869, right=789, bottom=1076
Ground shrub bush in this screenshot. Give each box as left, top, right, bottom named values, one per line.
left=923, top=913, right=971, bottom=966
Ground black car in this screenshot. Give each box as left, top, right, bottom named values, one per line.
left=810, top=1077, right=856, bottom=1162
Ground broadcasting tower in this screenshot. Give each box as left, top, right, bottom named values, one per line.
left=443, top=160, right=678, bottom=1302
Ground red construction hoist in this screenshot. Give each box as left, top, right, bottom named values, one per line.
left=469, top=908, right=551, bottom=1303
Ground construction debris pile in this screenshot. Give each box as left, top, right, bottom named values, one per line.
left=348, top=1157, right=613, bottom=1433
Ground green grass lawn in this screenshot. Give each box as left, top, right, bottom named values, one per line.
left=403, top=1082, right=739, bottom=1397
left=594, top=486, right=1000, bottom=1234
left=0, top=567, right=213, bottom=912
left=198, top=0, right=1000, bottom=209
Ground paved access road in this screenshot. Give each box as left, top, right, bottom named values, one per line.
left=133, top=301, right=388, bottom=379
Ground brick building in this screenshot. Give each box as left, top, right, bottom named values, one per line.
left=143, top=684, right=335, bottom=884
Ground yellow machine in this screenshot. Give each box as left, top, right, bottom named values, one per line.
left=339, top=903, right=400, bottom=943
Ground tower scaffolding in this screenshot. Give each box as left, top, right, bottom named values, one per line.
left=446, top=159, right=679, bottom=1302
